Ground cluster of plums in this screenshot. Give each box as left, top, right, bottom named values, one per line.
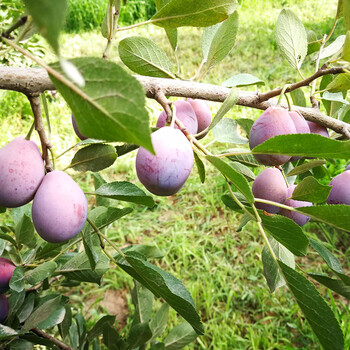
left=0, top=257, right=15, bottom=323
left=136, top=99, right=212, bottom=196
left=0, top=137, right=88, bottom=244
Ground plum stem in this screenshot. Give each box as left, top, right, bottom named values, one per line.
left=254, top=198, right=297, bottom=212
left=277, top=84, right=291, bottom=107
left=226, top=182, right=255, bottom=219
left=25, top=121, right=35, bottom=140
left=102, top=1, right=121, bottom=60
left=277, top=166, right=289, bottom=187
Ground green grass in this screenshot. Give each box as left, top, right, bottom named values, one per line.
left=1, top=0, right=350, bottom=349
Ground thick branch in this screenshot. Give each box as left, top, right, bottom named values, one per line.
left=0, top=66, right=349, bottom=138
left=32, top=328, right=73, bottom=350
left=27, top=94, right=53, bottom=171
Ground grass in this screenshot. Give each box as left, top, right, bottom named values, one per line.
left=1, top=0, right=350, bottom=349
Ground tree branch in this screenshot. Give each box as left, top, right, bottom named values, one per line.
left=32, top=328, right=73, bottom=350
left=0, top=66, right=349, bottom=138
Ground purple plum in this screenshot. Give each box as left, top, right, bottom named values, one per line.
left=252, top=168, right=288, bottom=214
left=327, top=170, right=350, bottom=205
left=279, top=185, right=312, bottom=226
left=136, top=127, right=194, bottom=196
left=187, top=99, right=212, bottom=139
left=157, top=100, right=198, bottom=135
left=72, top=115, right=87, bottom=141
left=0, top=137, right=45, bottom=208
left=0, top=258, right=15, bottom=294
left=0, top=295, right=9, bottom=324
left=307, top=121, right=329, bottom=137
left=249, top=107, right=297, bottom=166
left=346, top=164, right=350, bottom=171
left=288, top=110, right=310, bottom=161
left=32, top=171, right=88, bottom=243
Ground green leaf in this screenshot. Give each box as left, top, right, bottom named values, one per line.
left=9, top=339, right=33, bottom=350
left=208, top=88, right=239, bottom=131
left=26, top=261, right=57, bottom=286
left=337, top=0, right=344, bottom=18
left=115, top=143, right=139, bottom=157
left=164, top=322, right=198, bottom=350
left=309, top=274, right=350, bottom=299
left=121, top=245, right=165, bottom=259
left=103, top=326, right=128, bottom=350
left=82, top=231, right=100, bottom=271
left=319, top=35, right=346, bottom=60
left=260, top=213, right=309, bottom=256
left=150, top=344, right=165, bottom=350
left=325, top=73, right=350, bottom=92
left=15, top=214, right=36, bottom=249
left=344, top=0, right=350, bottom=30
left=206, top=156, right=254, bottom=204
left=116, top=251, right=203, bottom=335
left=279, top=262, right=344, bottom=350
left=262, top=237, right=295, bottom=292
left=49, top=57, right=154, bottom=152
left=151, top=0, right=238, bottom=28
left=227, top=150, right=261, bottom=167
left=23, top=296, right=62, bottom=331
left=221, top=193, right=250, bottom=213
left=194, top=152, right=205, bottom=184
left=18, top=293, right=36, bottom=323
left=341, top=30, right=350, bottom=62
left=287, top=160, right=326, bottom=176
left=290, top=88, right=307, bottom=107
left=253, top=134, right=350, bottom=159
left=222, top=73, right=265, bottom=88
left=93, top=181, right=155, bottom=207
left=296, top=204, right=350, bottom=232
left=292, top=176, right=331, bottom=203
left=150, top=303, right=170, bottom=341
left=8, top=291, right=25, bottom=321
left=237, top=213, right=252, bottom=232
left=9, top=267, right=25, bottom=293
left=310, top=239, right=343, bottom=274
left=69, top=144, right=117, bottom=172
left=212, top=118, right=248, bottom=144
left=127, top=322, right=153, bottom=348
left=23, top=0, right=67, bottom=53
left=60, top=251, right=109, bottom=284
left=235, top=118, right=254, bottom=136
left=87, top=315, right=116, bottom=341
left=0, top=232, right=17, bottom=247
left=132, top=282, right=154, bottom=324
left=307, top=30, right=321, bottom=56
left=202, top=12, right=239, bottom=68
left=229, top=162, right=255, bottom=182
left=0, top=324, right=19, bottom=340
left=119, top=37, right=175, bottom=78
left=275, top=9, right=308, bottom=70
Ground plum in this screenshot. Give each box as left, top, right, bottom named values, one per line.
left=279, top=185, right=312, bottom=226
left=327, top=170, right=350, bottom=205
left=32, top=171, right=88, bottom=243
left=0, top=137, right=45, bottom=208
left=157, top=100, right=198, bottom=135
left=346, top=164, right=350, bottom=171
left=187, top=99, right=212, bottom=139
left=0, top=295, right=9, bottom=324
left=136, top=127, right=194, bottom=196
left=288, top=110, right=310, bottom=161
left=249, top=107, right=297, bottom=166
left=0, top=258, right=15, bottom=294
left=252, top=168, right=288, bottom=214
left=307, top=121, right=329, bottom=137
left=72, top=115, right=87, bottom=141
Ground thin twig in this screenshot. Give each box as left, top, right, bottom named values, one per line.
left=32, top=328, right=73, bottom=350
left=26, top=275, right=62, bottom=292
left=2, top=16, right=27, bottom=38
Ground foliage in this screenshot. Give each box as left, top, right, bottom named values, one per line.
left=0, top=0, right=349, bottom=349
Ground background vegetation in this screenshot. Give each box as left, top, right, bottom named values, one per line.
left=1, top=0, right=349, bottom=349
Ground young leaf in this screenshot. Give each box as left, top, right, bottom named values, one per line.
left=212, top=118, right=248, bottom=144
left=49, top=57, right=154, bottom=152
left=23, top=0, right=67, bottom=53
left=275, top=9, right=308, bottom=70
left=202, top=12, right=239, bottom=68
left=296, top=205, right=350, bottom=232
left=292, top=176, right=331, bottom=203
left=119, top=37, right=175, bottom=78
left=164, top=322, right=198, bottom=350
left=222, top=73, right=265, bottom=88
left=206, top=155, right=254, bottom=204
left=309, top=274, right=350, bottom=299
left=68, top=144, right=117, bottom=172
left=93, top=181, right=155, bottom=207
left=151, top=0, right=238, bottom=28
left=150, top=303, right=170, bottom=341
left=208, top=88, right=239, bottom=131
left=194, top=152, right=205, bottom=184
left=262, top=237, right=295, bottom=293
left=26, top=261, right=57, bottom=285
left=253, top=134, right=350, bottom=159
left=116, top=251, right=204, bottom=335
left=309, top=239, right=343, bottom=274
left=279, top=262, right=344, bottom=350
left=287, top=160, right=326, bottom=176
